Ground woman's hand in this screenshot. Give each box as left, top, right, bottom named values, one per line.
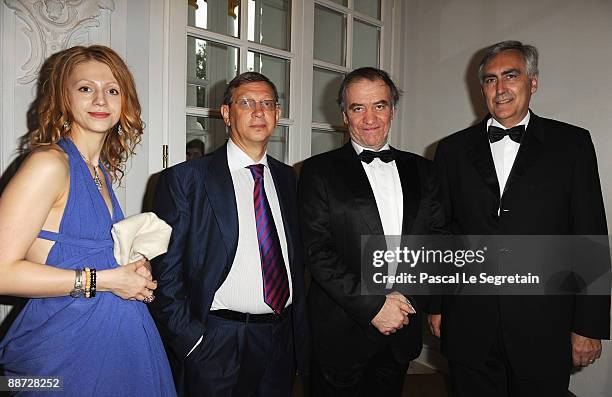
left=98, top=259, right=157, bottom=301
left=135, top=259, right=153, bottom=281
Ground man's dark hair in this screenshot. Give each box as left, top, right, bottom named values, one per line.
left=337, top=67, right=401, bottom=112
left=478, top=40, right=539, bottom=83
left=186, top=138, right=205, bottom=153
left=222, top=72, right=279, bottom=106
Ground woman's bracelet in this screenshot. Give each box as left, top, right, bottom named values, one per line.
left=69, top=267, right=97, bottom=298
left=90, top=268, right=96, bottom=298
left=69, top=269, right=84, bottom=298
left=84, top=267, right=91, bottom=298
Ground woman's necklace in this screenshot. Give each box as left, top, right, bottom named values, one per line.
left=77, top=150, right=103, bottom=190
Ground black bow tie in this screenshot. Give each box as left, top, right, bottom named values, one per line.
left=488, top=125, right=525, bottom=144
left=358, top=149, right=396, bottom=163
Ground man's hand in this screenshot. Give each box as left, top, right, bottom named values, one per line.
left=571, top=332, right=602, bottom=367
left=428, top=314, right=441, bottom=338
left=371, top=293, right=415, bottom=335
left=387, top=291, right=409, bottom=303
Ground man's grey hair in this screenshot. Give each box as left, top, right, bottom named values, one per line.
left=478, top=40, right=539, bottom=83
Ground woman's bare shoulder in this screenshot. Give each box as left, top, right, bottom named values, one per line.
left=22, top=144, right=69, bottom=179
left=6, top=145, right=70, bottom=190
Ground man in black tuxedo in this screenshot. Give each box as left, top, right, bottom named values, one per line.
left=298, top=67, right=445, bottom=396
left=428, top=41, right=610, bottom=396
left=151, top=72, right=309, bottom=396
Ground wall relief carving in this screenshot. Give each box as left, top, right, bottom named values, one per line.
left=4, top=0, right=115, bottom=84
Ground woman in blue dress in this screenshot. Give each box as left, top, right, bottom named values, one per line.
left=0, top=45, right=176, bottom=396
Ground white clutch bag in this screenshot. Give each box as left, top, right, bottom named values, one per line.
left=111, top=212, right=172, bottom=265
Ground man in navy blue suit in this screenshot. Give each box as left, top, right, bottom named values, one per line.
left=150, top=72, right=309, bottom=397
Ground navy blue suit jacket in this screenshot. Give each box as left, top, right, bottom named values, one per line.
left=150, top=144, right=309, bottom=374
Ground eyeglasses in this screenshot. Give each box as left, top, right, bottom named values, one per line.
left=231, top=98, right=279, bottom=112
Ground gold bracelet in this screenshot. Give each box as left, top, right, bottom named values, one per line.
left=84, top=267, right=91, bottom=298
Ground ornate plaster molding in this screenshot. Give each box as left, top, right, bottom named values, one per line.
left=4, top=0, right=115, bottom=84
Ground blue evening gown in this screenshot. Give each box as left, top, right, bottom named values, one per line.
left=0, top=139, right=176, bottom=396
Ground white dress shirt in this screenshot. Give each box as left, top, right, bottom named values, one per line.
left=352, top=141, right=404, bottom=236
left=211, top=139, right=292, bottom=312
left=352, top=141, right=404, bottom=291
left=188, top=139, right=292, bottom=357
left=488, top=112, right=530, bottom=197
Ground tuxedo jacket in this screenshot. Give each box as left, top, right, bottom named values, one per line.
left=150, top=144, right=310, bottom=375
left=432, top=112, right=610, bottom=377
left=298, top=143, right=446, bottom=367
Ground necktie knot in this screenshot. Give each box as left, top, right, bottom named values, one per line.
left=488, top=125, right=525, bottom=144
left=247, top=164, right=265, bottom=180
left=358, top=149, right=396, bottom=163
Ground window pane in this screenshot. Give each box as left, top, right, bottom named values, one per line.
left=267, top=126, right=288, bottom=163
left=188, top=0, right=240, bottom=38
left=327, top=0, right=347, bottom=6
left=312, top=68, right=344, bottom=125
left=352, top=20, right=380, bottom=69
left=187, top=37, right=239, bottom=108
left=248, top=0, right=291, bottom=50
left=247, top=51, right=290, bottom=118
left=314, top=5, right=346, bottom=66
left=186, top=116, right=228, bottom=157
left=311, top=129, right=346, bottom=155
left=354, top=0, right=380, bottom=19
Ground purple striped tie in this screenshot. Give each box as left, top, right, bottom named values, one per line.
left=247, top=164, right=289, bottom=315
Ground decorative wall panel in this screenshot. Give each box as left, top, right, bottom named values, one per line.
left=4, top=0, right=115, bottom=84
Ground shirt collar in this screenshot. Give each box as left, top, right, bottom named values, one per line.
left=227, top=138, right=269, bottom=172
left=487, top=110, right=531, bottom=130
left=351, top=140, right=391, bottom=155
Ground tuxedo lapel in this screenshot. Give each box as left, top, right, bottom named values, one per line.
left=392, top=148, right=420, bottom=235
left=205, top=144, right=239, bottom=260
left=502, top=112, right=544, bottom=196
left=468, top=118, right=500, bottom=202
left=268, top=159, right=296, bottom=271
left=338, top=144, right=384, bottom=235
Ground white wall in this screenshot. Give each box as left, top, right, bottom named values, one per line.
left=395, top=1, right=612, bottom=396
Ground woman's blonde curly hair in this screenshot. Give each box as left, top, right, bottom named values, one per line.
left=30, top=45, right=143, bottom=183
